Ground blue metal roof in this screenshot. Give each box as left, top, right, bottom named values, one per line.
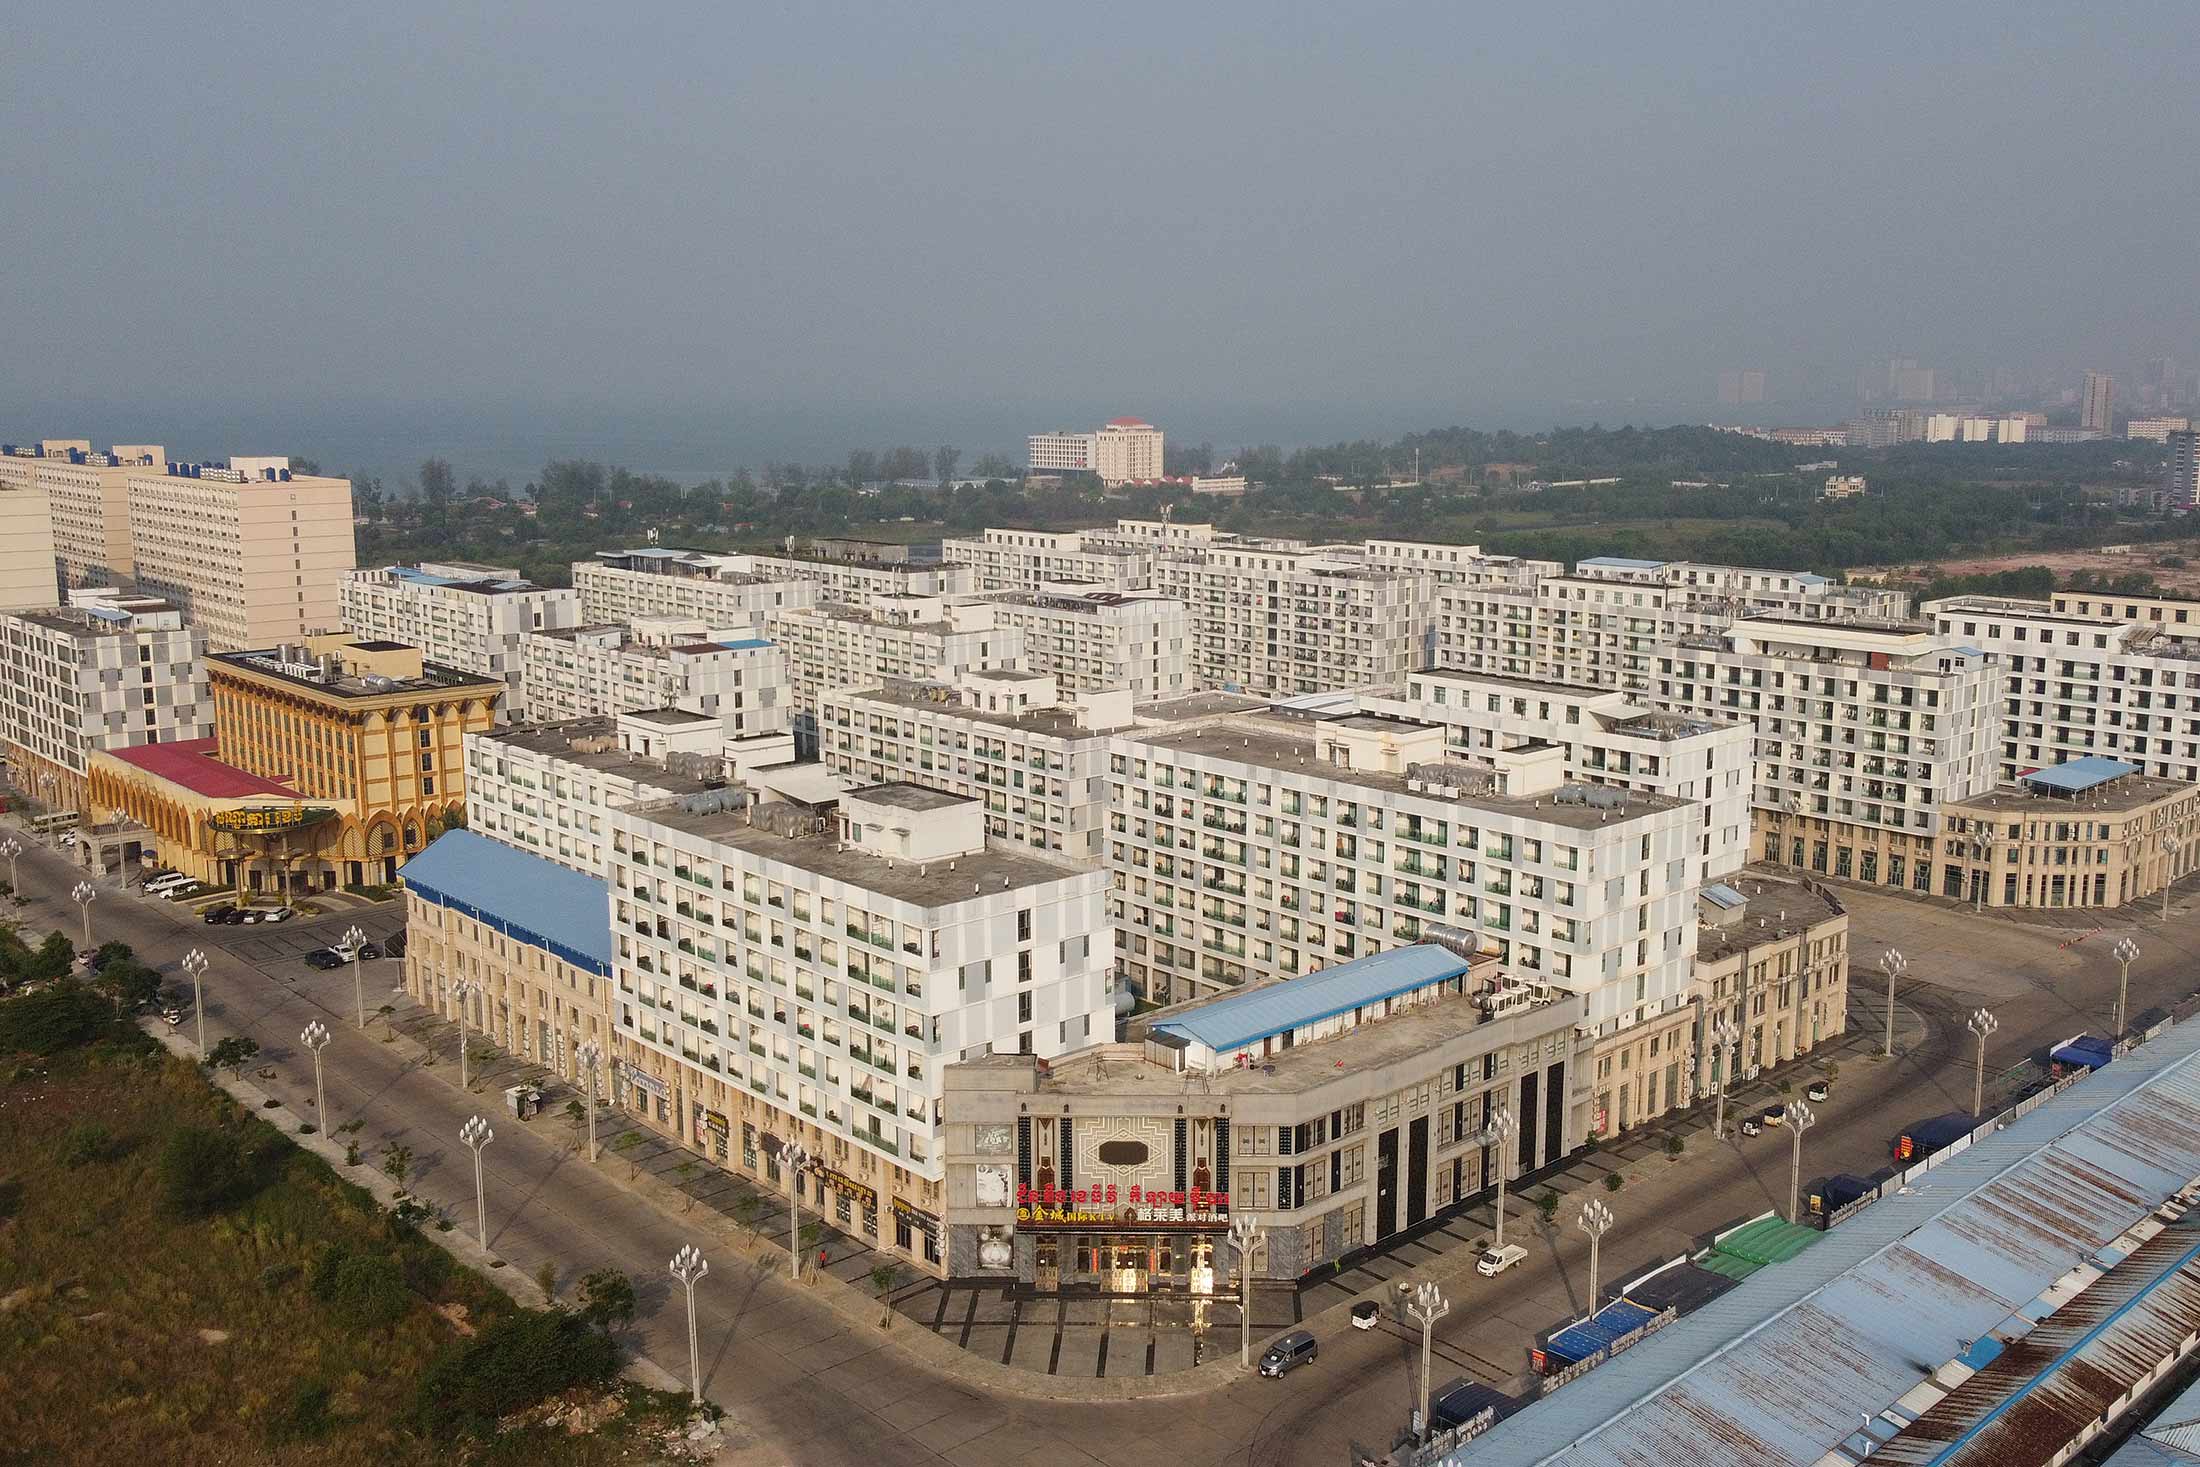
left=716, top=638, right=774, bottom=651
left=387, top=565, right=461, bottom=587
left=400, top=830, right=612, bottom=977
left=1577, top=556, right=1669, bottom=571
left=1148, top=945, right=1469, bottom=1054
left=1701, top=882, right=1747, bottom=909
left=2025, top=756, right=2139, bottom=793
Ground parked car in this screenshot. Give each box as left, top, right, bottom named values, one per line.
left=304, top=948, right=344, bottom=970
left=1476, top=1243, right=1528, bottom=1277
left=162, top=882, right=205, bottom=901
left=201, top=903, right=238, bottom=924
left=255, top=907, right=294, bottom=924
left=1350, top=1300, right=1381, bottom=1330
left=144, top=872, right=192, bottom=894
left=1805, top=1080, right=1831, bottom=1102
left=333, top=939, right=383, bottom=962
left=1739, top=1116, right=1763, bottom=1137
left=1258, top=1330, right=1319, bottom=1378
left=208, top=906, right=251, bottom=925
left=1762, top=1105, right=1786, bottom=1127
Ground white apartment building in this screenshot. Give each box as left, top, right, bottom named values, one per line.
left=732, top=552, right=975, bottom=606
left=975, top=586, right=1188, bottom=697
left=126, top=457, right=357, bottom=651
left=1080, top=518, right=1231, bottom=554
left=1151, top=544, right=1438, bottom=695
left=1366, top=668, right=1753, bottom=888
left=818, top=671, right=1129, bottom=861
left=2127, top=417, right=2191, bottom=444
left=940, top=528, right=1152, bottom=594
left=1026, top=418, right=1163, bottom=485
left=465, top=716, right=724, bottom=876
left=0, top=440, right=160, bottom=588
left=608, top=784, right=1113, bottom=1275
left=765, top=596, right=1025, bottom=721
left=1653, top=616, right=2003, bottom=891
left=341, top=563, right=582, bottom=719
left=0, top=594, right=211, bottom=812
left=1360, top=539, right=1560, bottom=586
left=516, top=621, right=791, bottom=739
left=1106, top=707, right=1700, bottom=1042
left=572, top=552, right=817, bottom=627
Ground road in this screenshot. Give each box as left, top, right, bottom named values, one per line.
left=19, top=832, right=2200, bottom=1467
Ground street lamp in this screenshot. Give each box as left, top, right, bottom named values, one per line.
left=1404, top=1280, right=1450, bottom=1440
left=1783, top=1101, right=1815, bottom=1223
left=1227, top=1215, right=1266, bottom=1369
left=342, top=924, right=368, bottom=1028
left=1968, top=1008, right=1999, bottom=1118
left=669, top=1244, right=709, bottom=1405
left=450, top=978, right=479, bottom=1090
left=1879, top=948, right=1908, bottom=1059
left=2114, top=937, right=2140, bottom=1038
left=0, top=835, right=20, bottom=893
left=1971, top=828, right=1996, bottom=913
left=1481, top=1105, right=1520, bottom=1252
left=70, top=880, right=95, bottom=950
left=575, top=1040, right=603, bottom=1162
left=459, top=1114, right=494, bottom=1249
left=180, top=948, right=210, bottom=1057
left=2164, top=834, right=2183, bottom=921
left=1708, top=1018, right=1740, bottom=1140
left=1579, top=1199, right=1615, bottom=1318
left=301, top=1021, right=331, bottom=1128
left=780, top=1142, right=810, bottom=1282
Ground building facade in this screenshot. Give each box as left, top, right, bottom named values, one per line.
left=464, top=717, right=716, bottom=877
left=765, top=598, right=1024, bottom=722
left=571, top=555, right=817, bottom=627
left=1026, top=419, right=1164, bottom=485
left=1152, top=545, right=1439, bottom=695
left=341, top=564, right=582, bottom=719
left=515, top=623, right=791, bottom=738
left=940, top=529, right=1152, bottom=594
left=0, top=440, right=159, bottom=589
left=976, top=587, right=1189, bottom=697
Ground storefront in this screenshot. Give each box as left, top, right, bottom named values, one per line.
left=892, top=1199, right=943, bottom=1267
left=1015, top=1187, right=1231, bottom=1294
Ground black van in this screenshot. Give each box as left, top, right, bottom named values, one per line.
left=1258, top=1330, right=1319, bottom=1378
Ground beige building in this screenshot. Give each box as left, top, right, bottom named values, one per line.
left=0, top=440, right=158, bottom=588
left=0, top=453, right=61, bottom=612
left=1938, top=760, right=2200, bottom=910
left=126, top=457, right=357, bottom=651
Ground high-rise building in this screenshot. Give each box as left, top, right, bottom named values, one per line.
left=341, top=563, right=582, bottom=719
left=940, top=529, right=1151, bottom=593
left=2168, top=429, right=2200, bottom=513
left=1152, top=544, right=1439, bottom=695
left=2082, top=370, right=2116, bottom=433
left=125, top=457, right=357, bottom=651
left=1025, top=418, right=1164, bottom=486
left=0, top=441, right=160, bottom=589
left=572, top=550, right=817, bottom=626
left=973, top=587, right=1188, bottom=697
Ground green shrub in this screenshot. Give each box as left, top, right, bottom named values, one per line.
left=1604, top=1171, right=1624, bottom=1192
left=259, top=1261, right=302, bottom=1294
left=413, top=1307, right=619, bottom=1438
left=262, top=1379, right=335, bottom=1444
left=158, top=1126, right=257, bottom=1217
left=577, top=1267, right=635, bottom=1335
left=0, top=982, right=110, bottom=1056
left=58, top=1121, right=112, bottom=1166
left=308, top=1248, right=412, bottom=1330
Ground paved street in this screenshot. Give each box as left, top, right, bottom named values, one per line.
left=18, top=827, right=2200, bottom=1467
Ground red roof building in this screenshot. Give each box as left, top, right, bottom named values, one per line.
left=103, top=738, right=300, bottom=800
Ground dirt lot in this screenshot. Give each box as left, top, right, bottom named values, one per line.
left=1859, top=539, right=2200, bottom=595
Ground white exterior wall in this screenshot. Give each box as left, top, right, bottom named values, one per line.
left=341, top=568, right=582, bottom=719
left=737, top=554, right=976, bottom=605
left=766, top=605, right=1025, bottom=715
left=517, top=630, right=792, bottom=733
left=0, top=605, right=212, bottom=778
left=979, top=591, right=1189, bottom=696
left=464, top=730, right=682, bottom=876
left=940, top=529, right=1151, bottom=593
left=1153, top=547, right=1437, bottom=695
left=571, top=561, right=817, bottom=626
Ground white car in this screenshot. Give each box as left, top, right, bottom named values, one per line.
left=1476, top=1244, right=1528, bottom=1277
left=144, top=872, right=192, bottom=894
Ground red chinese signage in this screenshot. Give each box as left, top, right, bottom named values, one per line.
left=1013, top=1182, right=1230, bottom=1231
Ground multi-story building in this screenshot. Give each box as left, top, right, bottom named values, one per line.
left=1080, top=518, right=1231, bottom=555
left=0, top=466, right=59, bottom=613
left=515, top=622, right=791, bottom=746
left=0, top=440, right=159, bottom=588
left=465, top=717, right=724, bottom=876
left=2169, top=429, right=2199, bottom=513
left=341, top=563, right=582, bottom=719
left=1938, top=759, right=2200, bottom=909
left=1367, top=668, right=1753, bottom=888
left=818, top=671, right=1130, bottom=861
left=607, top=783, right=1113, bottom=1276
left=125, top=456, right=357, bottom=651
left=0, top=594, right=212, bottom=814
left=1026, top=418, right=1163, bottom=485
left=1678, top=876, right=1849, bottom=1123
left=733, top=551, right=975, bottom=605
left=940, top=529, right=1152, bottom=593
left=766, top=597, right=1024, bottom=725
left=1360, top=540, right=1560, bottom=586
left=1107, top=706, right=1702, bottom=1056
left=1153, top=544, right=1439, bottom=695
left=2083, top=370, right=2116, bottom=433
left=974, top=586, right=1188, bottom=696
left=1656, top=617, right=2003, bottom=893
left=2127, top=416, right=2191, bottom=443
left=941, top=939, right=1584, bottom=1284
left=572, top=551, right=817, bottom=626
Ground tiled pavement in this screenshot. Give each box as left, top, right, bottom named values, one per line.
left=892, top=1281, right=1299, bottom=1376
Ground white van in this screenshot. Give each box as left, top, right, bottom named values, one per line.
left=144, top=872, right=193, bottom=894
left=1476, top=1244, right=1528, bottom=1277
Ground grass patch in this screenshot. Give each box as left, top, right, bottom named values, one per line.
left=0, top=1024, right=697, bottom=1464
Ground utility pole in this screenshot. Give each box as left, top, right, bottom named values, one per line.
left=451, top=978, right=478, bottom=1089
left=781, top=1143, right=810, bottom=1281
left=1579, top=1199, right=1614, bottom=1318
left=71, top=880, right=95, bottom=950
left=0, top=835, right=20, bottom=894
left=2165, top=835, right=2182, bottom=921
left=342, top=923, right=368, bottom=1028
left=180, top=948, right=210, bottom=1057
left=1879, top=948, right=1908, bottom=1058
left=459, top=1115, right=494, bottom=1249
left=1481, top=1105, right=1519, bottom=1251
left=1404, top=1281, right=1450, bottom=1440
left=670, top=1245, right=709, bottom=1405
left=1708, top=1018, right=1740, bottom=1139
left=301, top=1021, right=331, bottom=1127
left=1783, top=1101, right=1815, bottom=1223
left=2114, top=938, right=2139, bottom=1038
left=1227, top=1216, right=1266, bottom=1368
left=576, top=1040, right=603, bottom=1161
left=1968, top=1008, right=1999, bottom=1117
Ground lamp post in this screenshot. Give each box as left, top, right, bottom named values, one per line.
left=2114, top=937, right=2140, bottom=1038
left=1404, top=1280, right=1450, bottom=1440
left=1783, top=1100, right=1815, bottom=1223
left=459, top=1114, right=493, bottom=1249
left=575, top=1040, right=603, bottom=1162
left=0, top=835, right=20, bottom=893
left=301, top=1021, right=331, bottom=1127
left=1968, top=1008, right=1999, bottom=1118
left=342, top=923, right=368, bottom=1028
left=1481, top=1105, right=1519, bottom=1252
left=1879, top=948, right=1908, bottom=1058
left=1227, top=1215, right=1266, bottom=1368
left=70, top=880, right=95, bottom=950
left=450, top=977, right=478, bottom=1090
left=1708, top=1018, right=1740, bottom=1139
left=1579, top=1199, right=1615, bottom=1318
left=1972, top=828, right=1996, bottom=913
left=669, top=1244, right=709, bottom=1405
left=780, top=1142, right=810, bottom=1281
left=180, top=948, right=210, bottom=1057
left=2165, top=834, right=2183, bottom=921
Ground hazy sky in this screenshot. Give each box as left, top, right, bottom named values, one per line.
left=6, top=1, right=2196, bottom=474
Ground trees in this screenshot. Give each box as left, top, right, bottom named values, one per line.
left=417, top=458, right=456, bottom=534
left=412, top=1307, right=619, bottom=1439
left=577, top=1266, right=636, bottom=1336
left=0, top=981, right=111, bottom=1056
left=381, top=1141, right=417, bottom=1194
left=932, top=446, right=961, bottom=484
left=159, top=1126, right=259, bottom=1217
left=206, top=1035, right=260, bottom=1077
left=609, top=1130, right=645, bottom=1180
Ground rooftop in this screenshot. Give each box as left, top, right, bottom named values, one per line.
left=1956, top=768, right=2196, bottom=815
left=401, top=829, right=613, bottom=976
left=1697, top=874, right=1846, bottom=964
left=2023, top=754, right=2139, bottom=793
left=12, top=602, right=183, bottom=638
left=213, top=648, right=501, bottom=700
left=1147, top=944, right=1472, bottom=1053
left=835, top=682, right=1104, bottom=739
left=1411, top=667, right=1616, bottom=699
left=624, top=707, right=715, bottom=727
left=477, top=719, right=722, bottom=793
left=103, top=738, right=301, bottom=800
left=849, top=781, right=967, bottom=812
left=1128, top=691, right=1271, bottom=724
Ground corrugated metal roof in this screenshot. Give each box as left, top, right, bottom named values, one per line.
left=400, top=830, right=612, bottom=976
left=1701, top=883, right=1747, bottom=910
left=2025, top=755, right=2141, bottom=793
left=1148, top=945, right=1470, bottom=1054
left=2134, top=1372, right=2200, bottom=1455
left=1460, top=1018, right=2200, bottom=1467
left=1577, top=556, right=1669, bottom=571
